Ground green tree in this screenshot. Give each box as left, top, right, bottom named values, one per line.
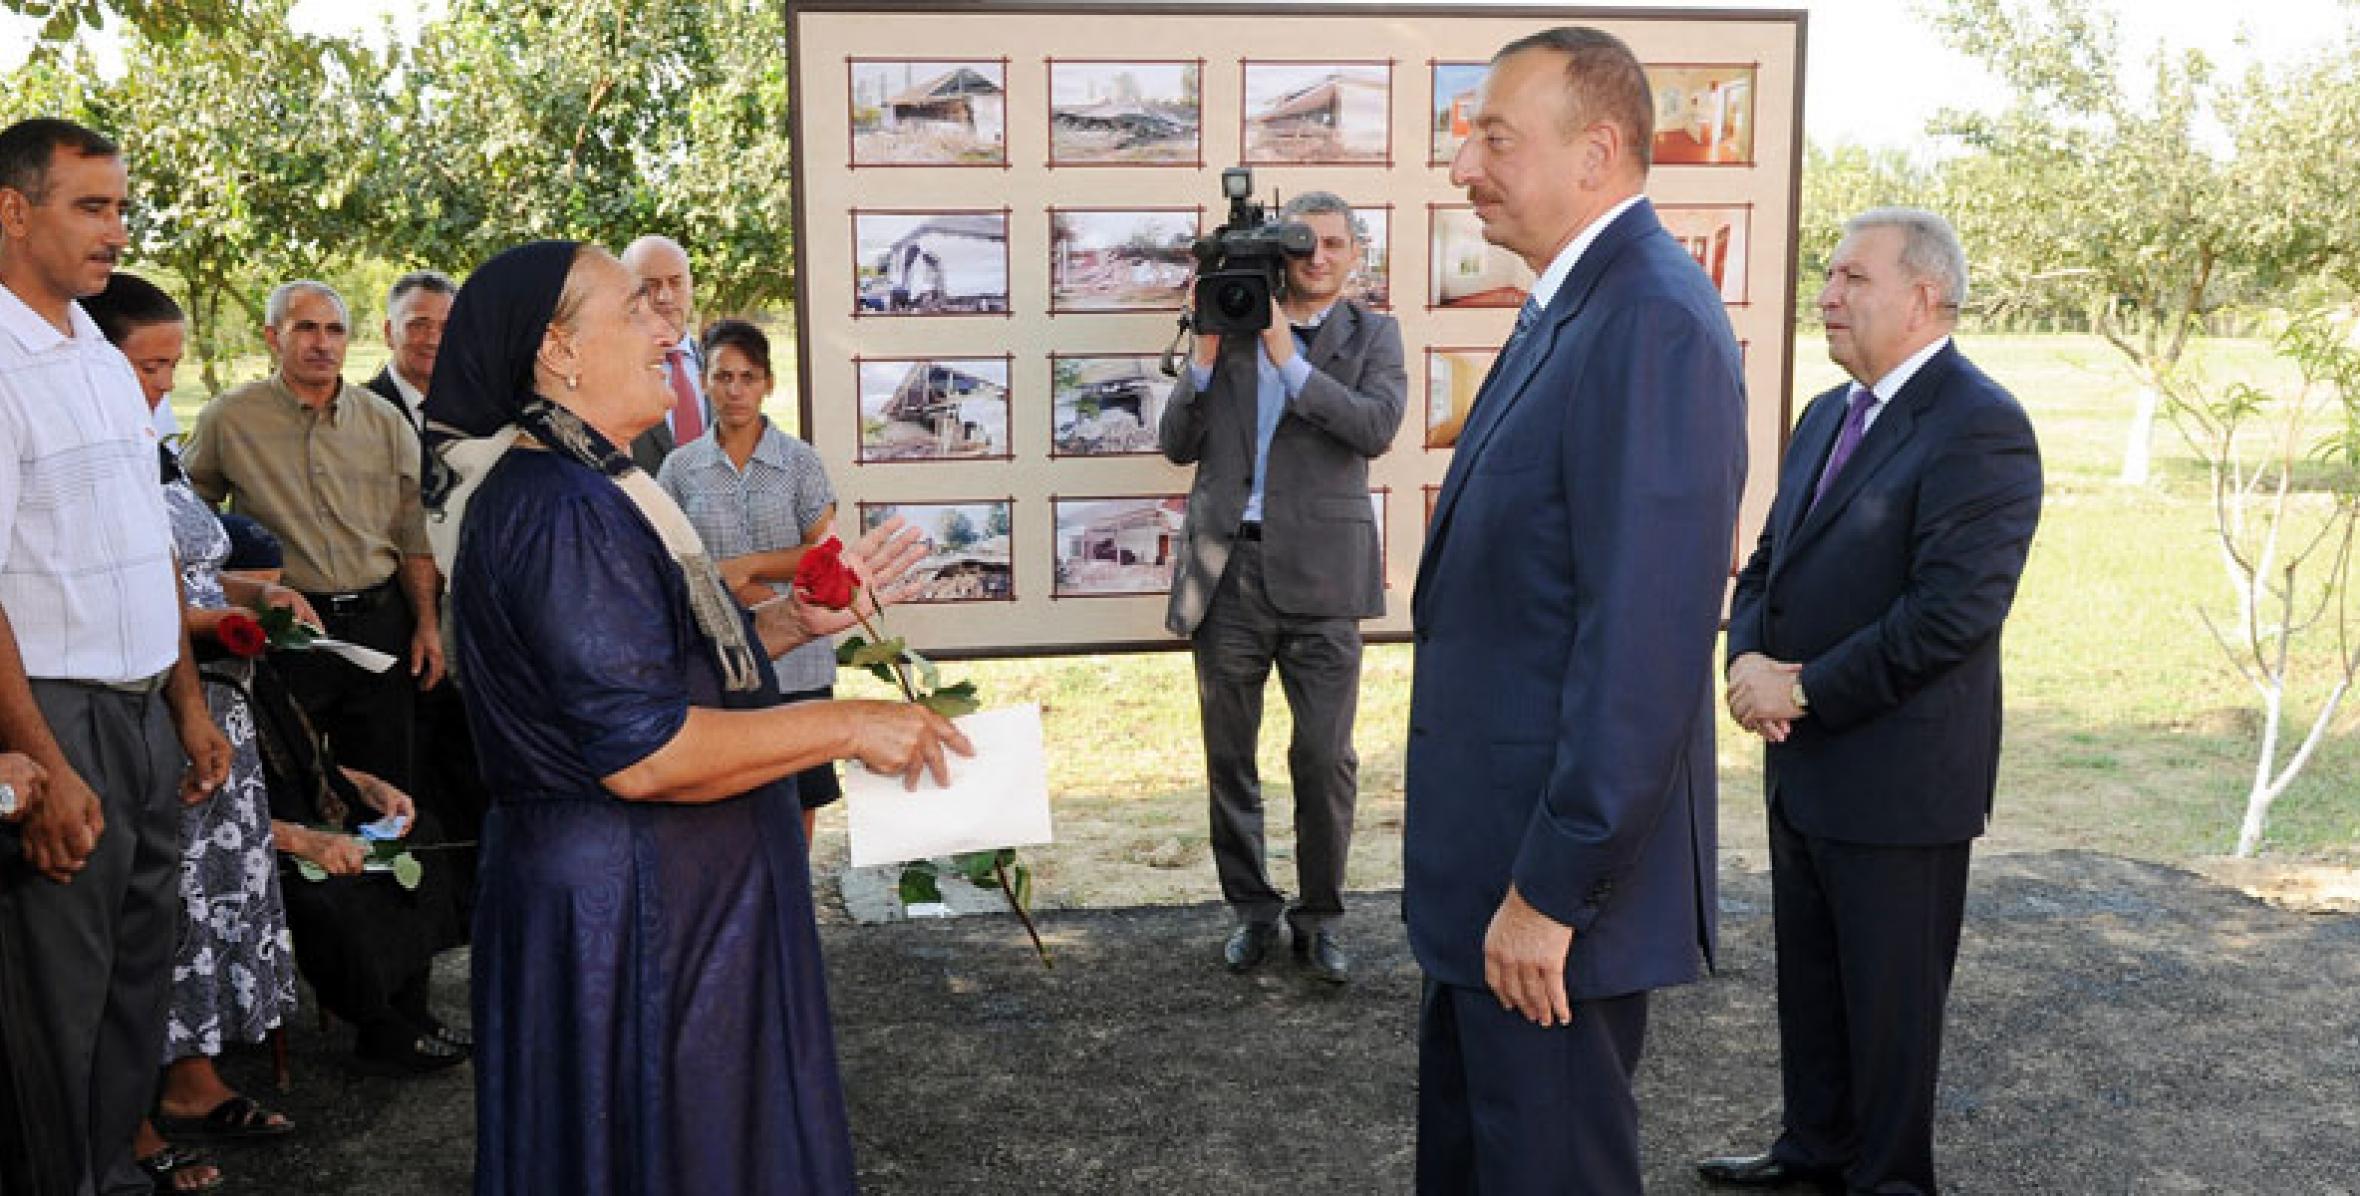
left=385, top=0, right=797, bottom=317
left=2, top=3, right=389, bottom=390
left=1796, top=140, right=1933, bottom=324
left=1927, top=0, right=2342, bottom=484
left=2166, top=308, right=2360, bottom=855
left=3, top=0, right=247, bottom=45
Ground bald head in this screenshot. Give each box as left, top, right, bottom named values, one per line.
left=622, top=234, right=693, bottom=340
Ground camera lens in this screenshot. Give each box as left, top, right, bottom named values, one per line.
left=1215, top=280, right=1257, bottom=320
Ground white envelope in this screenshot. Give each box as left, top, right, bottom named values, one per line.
left=308, top=637, right=399, bottom=674
left=845, top=704, right=1054, bottom=869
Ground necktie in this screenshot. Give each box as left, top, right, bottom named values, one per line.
left=1810, top=385, right=1878, bottom=509
left=665, top=350, right=703, bottom=442
left=1511, top=296, right=1541, bottom=344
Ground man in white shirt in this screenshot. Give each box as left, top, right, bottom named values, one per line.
left=0, top=116, right=231, bottom=1196
left=620, top=234, right=707, bottom=472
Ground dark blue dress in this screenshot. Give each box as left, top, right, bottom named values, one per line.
left=452, top=450, right=856, bottom=1195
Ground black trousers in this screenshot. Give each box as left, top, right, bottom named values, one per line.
left=286, top=581, right=416, bottom=791
left=0, top=681, right=183, bottom=1196
left=1768, top=800, right=1972, bottom=1196
left=415, top=678, right=486, bottom=930
left=1189, top=540, right=1362, bottom=934
left=279, top=808, right=464, bottom=1046
left=1416, top=979, right=1650, bottom=1195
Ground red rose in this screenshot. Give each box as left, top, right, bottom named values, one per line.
left=216, top=611, right=267, bottom=658
left=794, top=536, right=858, bottom=610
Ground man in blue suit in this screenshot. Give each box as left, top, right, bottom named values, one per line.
left=1700, top=208, right=2042, bottom=1194
left=1406, top=27, right=1747, bottom=1193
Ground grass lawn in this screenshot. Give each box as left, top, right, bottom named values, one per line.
left=172, top=334, right=2358, bottom=910
left=823, top=333, right=2360, bottom=909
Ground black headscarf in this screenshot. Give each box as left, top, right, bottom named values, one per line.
left=416, top=238, right=765, bottom=694
left=421, top=239, right=579, bottom=509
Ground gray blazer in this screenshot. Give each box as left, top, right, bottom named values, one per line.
left=1158, top=298, right=1407, bottom=636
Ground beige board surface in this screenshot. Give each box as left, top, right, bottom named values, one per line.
left=791, top=3, right=1805, bottom=656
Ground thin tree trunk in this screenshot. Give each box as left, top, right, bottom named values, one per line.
left=2119, top=383, right=2160, bottom=486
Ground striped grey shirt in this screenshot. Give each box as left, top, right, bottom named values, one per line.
left=657, top=419, right=839, bottom=692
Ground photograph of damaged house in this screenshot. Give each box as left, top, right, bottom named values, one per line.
left=1052, top=496, right=1188, bottom=596
left=848, top=59, right=1008, bottom=166
left=857, top=500, right=1016, bottom=603
left=856, top=356, right=1012, bottom=462
left=1049, top=208, right=1197, bottom=312
left=853, top=210, right=1010, bottom=315
left=1050, top=354, right=1169, bottom=456
left=1048, top=59, right=1201, bottom=165
left=1240, top=61, right=1390, bottom=164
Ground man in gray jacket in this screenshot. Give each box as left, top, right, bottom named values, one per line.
left=1160, top=192, right=1406, bottom=983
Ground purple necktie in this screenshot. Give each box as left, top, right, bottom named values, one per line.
left=1810, top=385, right=1878, bottom=509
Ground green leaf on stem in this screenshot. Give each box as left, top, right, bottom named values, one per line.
left=1012, top=863, right=1034, bottom=912
left=391, top=853, right=424, bottom=890
left=905, top=648, right=942, bottom=693
left=898, top=863, right=942, bottom=906
left=918, top=680, right=980, bottom=718
left=954, top=850, right=1000, bottom=887
left=294, top=859, right=327, bottom=883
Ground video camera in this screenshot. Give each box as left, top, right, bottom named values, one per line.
left=1188, top=167, right=1314, bottom=336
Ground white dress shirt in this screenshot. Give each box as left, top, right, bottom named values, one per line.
left=1527, top=194, right=1647, bottom=314
left=0, top=285, right=183, bottom=682
left=1855, top=334, right=1952, bottom=435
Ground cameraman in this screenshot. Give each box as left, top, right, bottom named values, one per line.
left=1159, top=191, right=1406, bottom=984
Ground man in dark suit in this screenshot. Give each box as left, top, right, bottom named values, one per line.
left=365, top=269, right=454, bottom=432
left=1406, top=28, right=1746, bottom=1192
left=1700, top=208, right=2043, bottom=1195
left=1160, top=191, right=1405, bottom=983
left=620, top=234, right=706, bottom=472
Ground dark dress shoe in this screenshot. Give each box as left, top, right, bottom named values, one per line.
left=1223, top=922, right=1281, bottom=972
left=1293, top=929, right=1350, bottom=984
left=418, top=1016, right=474, bottom=1050
left=356, top=1031, right=471, bottom=1075
left=1696, top=1152, right=1839, bottom=1189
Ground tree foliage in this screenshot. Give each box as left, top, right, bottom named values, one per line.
left=1926, top=0, right=2358, bottom=481
left=3, top=0, right=247, bottom=45
left=2, top=0, right=798, bottom=395
left=2, top=1, right=390, bottom=389
left=382, top=0, right=796, bottom=316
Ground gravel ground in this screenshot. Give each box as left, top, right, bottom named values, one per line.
left=198, top=850, right=2359, bottom=1193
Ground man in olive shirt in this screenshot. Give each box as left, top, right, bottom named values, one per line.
left=182, top=280, right=443, bottom=789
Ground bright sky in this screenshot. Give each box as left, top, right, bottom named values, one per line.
left=4, top=0, right=2350, bottom=150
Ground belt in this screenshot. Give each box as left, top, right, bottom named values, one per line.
left=1236, top=521, right=1263, bottom=541
left=77, top=668, right=171, bottom=697
left=303, top=579, right=398, bottom=620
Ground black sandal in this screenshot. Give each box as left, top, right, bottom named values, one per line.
left=155, top=1093, right=296, bottom=1140
left=135, top=1144, right=223, bottom=1193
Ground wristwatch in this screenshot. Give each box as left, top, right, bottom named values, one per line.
left=0, top=780, right=18, bottom=819
left=1790, top=679, right=1809, bottom=712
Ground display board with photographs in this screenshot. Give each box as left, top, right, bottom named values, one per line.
left=791, top=3, right=1804, bottom=655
